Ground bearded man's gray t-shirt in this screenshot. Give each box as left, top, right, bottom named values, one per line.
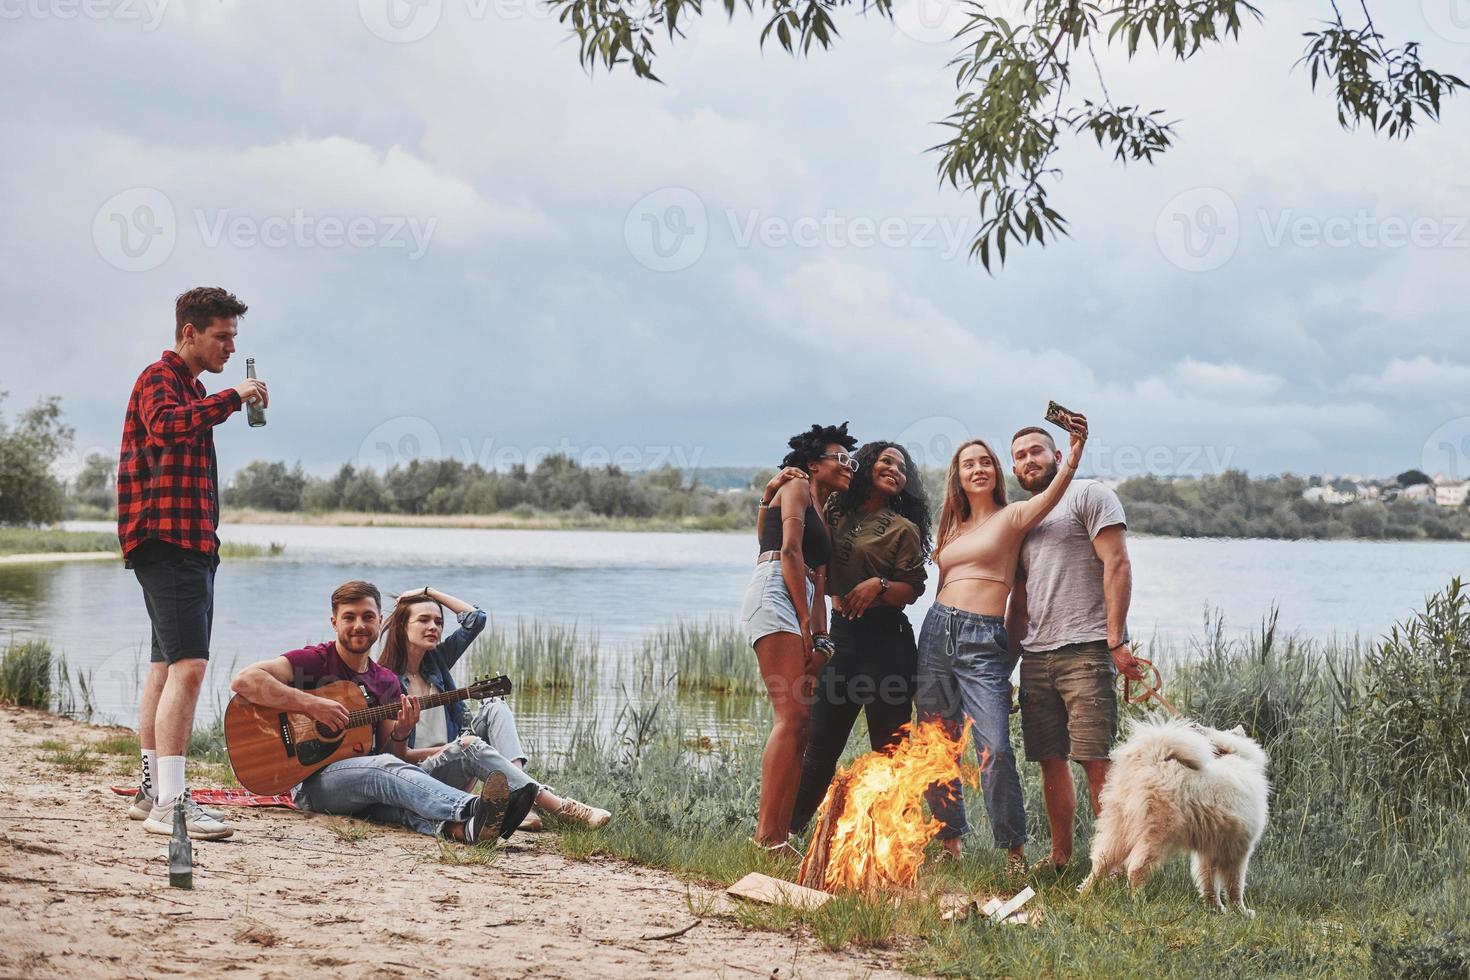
left=1017, top=479, right=1127, bottom=653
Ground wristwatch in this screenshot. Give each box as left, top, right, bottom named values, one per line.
left=878, top=577, right=890, bottom=595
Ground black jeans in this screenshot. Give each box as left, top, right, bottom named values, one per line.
left=789, top=607, right=917, bottom=833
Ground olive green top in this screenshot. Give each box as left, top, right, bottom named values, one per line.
left=825, top=505, right=928, bottom=598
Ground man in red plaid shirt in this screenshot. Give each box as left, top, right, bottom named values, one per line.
left=118, top=287, right=268, bottom=841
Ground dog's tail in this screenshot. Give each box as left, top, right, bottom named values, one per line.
left=1164, top=739, right=1211, bottom=771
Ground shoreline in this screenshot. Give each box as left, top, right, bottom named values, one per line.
left=219, top=508, right=748, bottom=533
left=0, top=551, right=116, bottom=565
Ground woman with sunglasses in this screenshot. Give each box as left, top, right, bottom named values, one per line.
left=765, top=442, right=932, bottom=836
left=741, top=423, right=856, bottom=850
left=919, top=414, right=1086, bottom=875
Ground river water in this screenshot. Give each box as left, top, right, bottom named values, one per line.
left=0, top=522, right=1463, bottom=733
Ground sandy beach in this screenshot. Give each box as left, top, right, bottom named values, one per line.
left=0, top=705, right=912, bottom=979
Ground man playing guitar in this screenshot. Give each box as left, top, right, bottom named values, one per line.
left=229, top=580, right=533, bottom=842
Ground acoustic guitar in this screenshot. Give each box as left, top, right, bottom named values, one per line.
left=224, top=674, right=512, bottom=795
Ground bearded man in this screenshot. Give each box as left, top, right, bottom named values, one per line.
left=1004, top=427, right=1144, bottom=873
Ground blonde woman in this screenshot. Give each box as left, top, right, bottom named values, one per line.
left=917, top=415, right=1086, bottom=873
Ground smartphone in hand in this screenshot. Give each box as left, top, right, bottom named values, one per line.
left=1045, top=400, right=1085, bottom=435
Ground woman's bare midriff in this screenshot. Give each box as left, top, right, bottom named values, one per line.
left=936, top=578, right=1011, bottom=617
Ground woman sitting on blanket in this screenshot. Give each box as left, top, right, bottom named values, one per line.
left=376, top=587, right=610, bottom=831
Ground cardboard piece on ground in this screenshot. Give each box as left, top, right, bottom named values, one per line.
left=940, top=892, right=979, bottom=921
left=987, top=886, right=1036, bottom=925
left=726, top=872, right=833, bottom=910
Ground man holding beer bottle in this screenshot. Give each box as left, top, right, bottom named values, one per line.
left=117, top=286, right=267, bottom=840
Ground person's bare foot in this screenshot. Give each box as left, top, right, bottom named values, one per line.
left=937, top=837, right=962, bottom=861
left=1031, top=851, right=1070, bottom=875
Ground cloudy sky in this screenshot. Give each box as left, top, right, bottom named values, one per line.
left=2, top=0, right=1467, bottom=483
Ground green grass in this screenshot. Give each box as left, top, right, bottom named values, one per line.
left=0, top=527, right=283, bottom=559
left=467, top=617, right=757, bottom=697
left=325, top=818, right=376, bottom=843
left=0, top=639, right=52, bottom=708
left=0, top=527, right=116, bottom=555
left=430, top=839, right=501, bottom=866
left=637, top=618, right=761, bottom=696
left=93, top=733, right=141, bottom=756
left=528, top=583, right=1470, bottom=978
left=466, top=620, right=598, bottom=693
left=37, top=739, right=102, bottom=773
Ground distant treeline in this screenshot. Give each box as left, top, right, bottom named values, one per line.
left=219, top=456, right=764, bottom=530
left=1115, top=472, right=1470, bottom=541
left=61, top=441, right=1470, bottom=541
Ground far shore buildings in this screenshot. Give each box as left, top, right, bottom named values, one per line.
left=1302, top=476, right=1469, bottom=508
left=1435, top=482, right=1470, bottom=508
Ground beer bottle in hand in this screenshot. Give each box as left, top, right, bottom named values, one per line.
left=245, top=358, right=266, bottom=428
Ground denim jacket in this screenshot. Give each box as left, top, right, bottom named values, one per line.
left=395, top=606, right=487, bottom=748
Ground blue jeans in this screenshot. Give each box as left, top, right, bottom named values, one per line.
left=915, top=603, right=1027, bottom=849
left=295, top=754, right=478, bottom=837
left=420, top=738, right=538, bottom=793
left=469, top=699, right=527, bottom=764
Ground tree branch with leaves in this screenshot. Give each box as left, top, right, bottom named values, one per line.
left=547, top=0, right=1465, bottom=269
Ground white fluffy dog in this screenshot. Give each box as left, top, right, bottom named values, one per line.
left=1079, top=718, right=1270, bottom=916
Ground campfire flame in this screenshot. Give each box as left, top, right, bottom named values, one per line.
left=799, top=719, right=984, bottom=894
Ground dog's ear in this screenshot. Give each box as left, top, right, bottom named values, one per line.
left=1229, top=725, right=1246, bottom=737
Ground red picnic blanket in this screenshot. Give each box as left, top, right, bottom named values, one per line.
left=110, top=786, right=298, bottom=809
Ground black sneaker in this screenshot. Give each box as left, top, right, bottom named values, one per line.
left=460, top=772, right=510, bottom=844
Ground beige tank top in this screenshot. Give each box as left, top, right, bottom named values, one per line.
left=936, top=512, right=1018, bottom=589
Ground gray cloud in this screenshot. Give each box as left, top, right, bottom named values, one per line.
left=2, top=0, right=1466, bottom=481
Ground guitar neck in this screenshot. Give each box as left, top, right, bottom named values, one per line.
left=345, top=686, right=475, bottom=729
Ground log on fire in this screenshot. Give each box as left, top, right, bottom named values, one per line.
left=797, top=771, right=849, bottom=890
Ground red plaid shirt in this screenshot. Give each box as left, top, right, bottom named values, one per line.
left=117, top=350, right=242, bottom=560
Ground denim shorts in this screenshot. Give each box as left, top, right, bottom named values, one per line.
left=740, top=560, right=815, bottom=647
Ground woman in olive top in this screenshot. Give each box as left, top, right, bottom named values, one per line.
left=741, top=422, right=856, bottom=850
left=788, top=441, right=931, bottom=835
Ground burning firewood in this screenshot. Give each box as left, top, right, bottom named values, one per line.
left=797, top=719, right=980, bottom=895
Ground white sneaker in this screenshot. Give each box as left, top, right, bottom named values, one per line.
left=127, top=788, right=225, bottom=822
left=143, top=793, right=236, bottom=840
